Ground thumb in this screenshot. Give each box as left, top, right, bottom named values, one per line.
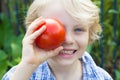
left=47, top=46, right=63, bottom=58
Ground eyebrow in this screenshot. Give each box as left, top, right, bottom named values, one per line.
left=74, top=23, right=90, bottom=29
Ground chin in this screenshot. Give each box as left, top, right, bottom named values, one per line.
left=51, top=56, right=79, bottom=67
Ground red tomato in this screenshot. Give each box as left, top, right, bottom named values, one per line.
left=35, top=19, right=66, bottom=50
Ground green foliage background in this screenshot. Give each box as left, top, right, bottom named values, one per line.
left=0, top=0, right=120, bottom=79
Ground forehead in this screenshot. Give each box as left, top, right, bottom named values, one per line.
left=40, top=0, right=63, bottom=18
left=38, top=0, right=90, bottom=28
left=40, top=0, right=79, bottom=25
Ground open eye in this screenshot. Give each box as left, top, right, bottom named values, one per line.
left=74, top=28, right=83, bottom=32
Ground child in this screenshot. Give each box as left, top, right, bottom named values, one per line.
left=2, top=0, right=113, bottom=80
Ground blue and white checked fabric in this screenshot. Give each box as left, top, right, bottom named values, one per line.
left=2, top=52, right=113, bottom=80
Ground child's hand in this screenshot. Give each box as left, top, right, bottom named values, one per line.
left=21, top=17, right=63, bottom=66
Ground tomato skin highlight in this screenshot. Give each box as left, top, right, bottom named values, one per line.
left=35, top=19, right=66, bottom=50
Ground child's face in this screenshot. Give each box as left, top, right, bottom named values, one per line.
left=40, top=1, right=89, bottom=66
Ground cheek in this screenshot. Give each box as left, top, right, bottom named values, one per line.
left=75, top=33, right=89, bottom=48
left=74, top=34, right=89, bottom=58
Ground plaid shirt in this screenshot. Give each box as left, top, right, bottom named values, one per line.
left=2, top=52, right=113, bottom=80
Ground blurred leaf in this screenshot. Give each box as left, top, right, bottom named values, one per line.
left=108, top=9, right=119, bottom=14
left=0, top=60, right=8, bottom=79
left=86, top=45, right=92, bottom=53
left=11, top=42, right=21, bottom=58
left=0, top=50, right=7, bottom=61
left=116, top=70, right=120, bottom=80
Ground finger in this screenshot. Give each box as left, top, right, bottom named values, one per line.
left=28, top=17, right=44, bottom=30
left=25, top=17, right=45, bottom=37
left=28, top=25, right=46, bottom=44
left=34, top=46, right=63, bottom=64
left=26, top=17, right=45, bottom=36
left=47, top=46, right=63, bottom=57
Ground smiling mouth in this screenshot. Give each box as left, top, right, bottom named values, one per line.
left=59, top=49, right=77, bottom=55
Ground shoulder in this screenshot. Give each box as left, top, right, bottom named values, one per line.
left=96, top=66, right=113, bottom=80
left=81, top=51, right=113, bottom=80
left=30, top=61, right=55, bottom=80
left=81, top=51, right=96, bottom=65
left=2, top=61, right=54, bottom=80
left=2, top=65, right=17, bottom=80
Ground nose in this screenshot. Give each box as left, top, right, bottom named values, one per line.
left=63, top=32, right=74, bottom=45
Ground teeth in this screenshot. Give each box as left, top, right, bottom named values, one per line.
left=60, top=50, right=74, bottom=54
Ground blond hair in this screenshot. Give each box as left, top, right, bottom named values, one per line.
left=25, top=0, right=102, bottom=43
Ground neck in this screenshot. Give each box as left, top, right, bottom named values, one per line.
left=47, top=59, right=82, bottom=80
